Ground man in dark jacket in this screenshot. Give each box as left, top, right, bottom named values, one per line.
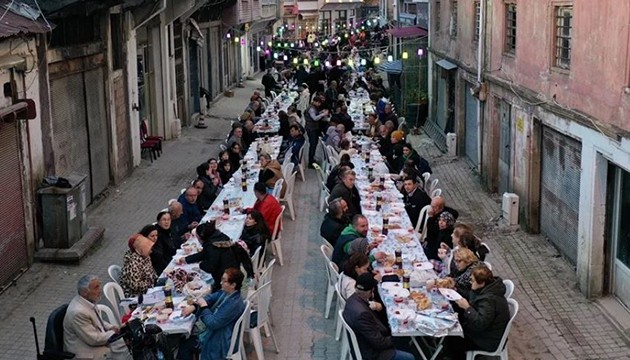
left=343, top=274, right=415, bottom=360
left=262, top=69, right=279, bottom=97
left=320, top=198, right=350, bottom=246
left=424, top=196, right=459, bottom=260
left=329, top=170, right=362, bottom=218
left=449, top=265, right=511, bottom=360
left=177, top=186, right=202, bottom=230
left=331, top=215, right=368, bottom=268
left=401, top=177, right=432, bottom=228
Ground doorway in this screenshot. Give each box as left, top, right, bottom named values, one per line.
left=607, top=164, right=630, bottom=309
left=498, top=100, right=511, bottom=195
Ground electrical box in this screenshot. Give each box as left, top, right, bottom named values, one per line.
left=502, top=193, right=519, bottom=225
left=446, top=133, right=457, bottom=157
left=38, top=174, right=88, bottom=249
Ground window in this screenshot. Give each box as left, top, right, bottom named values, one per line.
left=450, top=0, right=458, bottom=38
left=435, top=1, right=441, bottom=32
left=505, top=3, right=516, bottom=54
left=554, top=6, right=572, bottom=69
left=335, top=10, right=347, bottom=29
left=110, top=14, right=123, bottom=70
left=473, top=1, right=480, bottom=43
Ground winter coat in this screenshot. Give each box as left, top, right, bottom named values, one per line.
left=329, top=183, right=362, bottom=219
left=451, top=261, right=480, bottom=300
left=460, top=277, right=511, bottom=352
left=252, top=194, right=282, bottom=236
left=119, top=250, right=158, bottom=298
left=320, top=213, right=350, bottom=247
left=332, top=225, right=363, bottom=268
left=258, top=160, right=286, bottom=197
left=342, top=293, right=396, bottom=360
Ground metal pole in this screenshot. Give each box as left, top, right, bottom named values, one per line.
left=475, top=0, right=485, bottom=167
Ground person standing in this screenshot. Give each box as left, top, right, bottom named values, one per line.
left=304, top=97, right=329, bottom=167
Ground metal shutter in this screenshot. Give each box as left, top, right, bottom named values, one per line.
left=84, top=68, right=110, bottom=197
left=50, top=73, right=91, bottom=198
left=464, top=84, right=478, bottom=166
left=0, top=122, right=28, bottom=286
left=540, top=126, right=581, bottom=264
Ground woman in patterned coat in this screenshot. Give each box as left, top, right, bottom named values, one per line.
left=119, top=234, right=158, bottom=297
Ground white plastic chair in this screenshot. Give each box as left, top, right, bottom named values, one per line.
left=281, top=162, right=294, bottom=181
left=428, top=178, right=439, bottom=194
left=282, top=149, right=292, bottom=166
left=96, top=304, right=117, bottom=327
left=244, top=282, right=279, bottom=360
left=103, top=282, right=125, bottom=326
left=326, top=145, right=340, bottom=164
left=312, top=163, right=329, bottom=212
left=414, top=204, right=433, bottom=238
left=466, top=298, right=519, bottom=360
left=298, top=140, right=308, bottom=182
left=422, top=172, right=431, bottom=187
left=483, top=261, right=493, bottom=271
left=431, top=188, right=442, bottom=198
left=270, top=90, right=278, bottom=99
left=258, top=258, right=277, bottom=288
left=270, top=206, right=286, bottom=266
left=324, top=261, right=340, bottom=319
left=271, top=178, right=284, bottom=199
left=251, top=246, right=264, bottom=280
left=279, top=172, right=297, bottom=221
left=107, top=265, right=122, bottom=284
left=321, top=238, right=334, bottom=255
left=334, top=281, right=347, bottom=341
left=226, top=300, right=252, bottom=360
left=339, top=309, right=363, bottom=360
left=503, top=279, right=515, bottom=299
left=320, top=244, right=333, bottom=261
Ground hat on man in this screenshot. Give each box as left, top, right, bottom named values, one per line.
left=355, top=273, right=377, bottom=292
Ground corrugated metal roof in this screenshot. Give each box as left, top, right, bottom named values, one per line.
left=0, top=0, right=52, bottom=38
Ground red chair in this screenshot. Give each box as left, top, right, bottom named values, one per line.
left=140, top=120, right=161, bottom=162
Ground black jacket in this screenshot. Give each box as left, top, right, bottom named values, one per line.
left=197, top=175, right=218, bottom=211
left=240, top=225, right=268, bottom=257
left=424, top=207, right=459, bottom=260
left=320, top=213, right=349, bottom=247
left=150, top=226, right=178, bottom=274
left=343, top=294, right=396, bottom=360
left=402, top=187, right=432, bottom=228
left=329, top=183, right=362, bottom=218
left=461, top=277, right=510, bottom=352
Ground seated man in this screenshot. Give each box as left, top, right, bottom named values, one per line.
left=177, top=186, right=202, bottom=231
left=284, top=124, right=305, bottom=167
left=168, top=200, right=190, bottom=242
left=63, top=275, right=130, bottom=360
left=401, top=177, right=432, bottom=228
left=320, top=197, right=350, bottom=247
left=343, top=273, right=415, bottom=360
left=332, top=214, right=369, bottom=268
left=251, top=182, right=282, bottom=236
left=329, top=170, right=362, bottom=219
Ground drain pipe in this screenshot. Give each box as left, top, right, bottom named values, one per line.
left=134, top=0, right=167, bottom=30
left=475, top=0, right=485, bottom=168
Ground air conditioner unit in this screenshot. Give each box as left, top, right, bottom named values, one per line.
left=502, top=193, right=519, bottom=225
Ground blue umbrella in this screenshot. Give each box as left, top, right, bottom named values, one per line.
left=378, top=59, right=402, bottom=74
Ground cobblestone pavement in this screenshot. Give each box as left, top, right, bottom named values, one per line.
left=3, top=76, right=630, bottom=360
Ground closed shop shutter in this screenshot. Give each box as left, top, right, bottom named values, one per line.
left=84, top=68, right=110, bottom=197
left=210, top=27, right=221, bottom=97
left=464, top=84, right=478, bottom=166
left=0, top=122, right=28, bottom=286
left=540, top=126, right=581, bottom=264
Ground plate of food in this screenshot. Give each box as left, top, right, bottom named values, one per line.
left=438, top=288, right=463, bottom=301
left=413, top=262, right=434, bottom=271
left=381, top=282, right=403, bottom=291
left=409, top=291, right=432, bottom=310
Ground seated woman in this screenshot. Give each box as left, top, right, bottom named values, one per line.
left=179, top=268, right=247, bottom=360
left=424, top=211, right=455, bottom=261
left=337, top=139, right=357, bottom=159
left=428, top=247, right=480, bottom=300
left=207, top=157, right=223, bottom=186
left=441, top=224, right=489, bottom=274
left=177, top=221, right=253, bottom=291
left=197, top=162, right=219, bottom=211
left=152, top=211, right=179, bottom=274
left=278, top=110, right=291, bottom=140
left=448, top=265, right=510, bottom=360
left=338, top=253, right=382, bottom=300
left=218, top=160, right=232, bottom=185
left=258, top=153, right=284, bottom=195
left=240, top=210, right=270, bottom=257
left=401, top=143, right=431, bottom=175
left=228, top=142, right=243, bottom=170
left=119, top=234, right=158, bottom=297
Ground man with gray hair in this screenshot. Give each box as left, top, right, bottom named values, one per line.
left=320, top=197, right=350, bottom=246
left=63, top=275, right=130, bottom=359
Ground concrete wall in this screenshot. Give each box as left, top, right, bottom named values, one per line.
left=431, top=0, right=479, bottom=73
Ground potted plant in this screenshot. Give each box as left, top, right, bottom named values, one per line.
left=405, top=88, right=429, bottom=127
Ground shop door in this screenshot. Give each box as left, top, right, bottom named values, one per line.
left=436, top=75, right=447, bottom=130
left=0, top=122, right=28, bottom=287
left=209, top=27, right=221, bottom=97
left=464, top=84, right=478, bottom=166
left=498, top=100, right=511, bottom=194
left=608, top=166, right=630, bottom=308
left=540, top=127, right=581, bottom=264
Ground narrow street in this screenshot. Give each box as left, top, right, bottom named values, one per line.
left=2, top=76, right=629, bottom=359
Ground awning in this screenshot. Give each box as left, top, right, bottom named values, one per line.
left=283, top=4, right=299, bottom=15
left=387, top=26, right=427, bottom=38
left=0, top=0, right=52, bottom=37
left=436, top=59, right=458, bottom=70
left=378, top=60, right=402, bottom=74
left=319, top=2, right=361, bottom=11
left=248, top=20, right=273, bottom=34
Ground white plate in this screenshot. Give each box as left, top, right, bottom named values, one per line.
left=391, top=308, right=415, bottom=321
left=414, top=262, right=434, bottom=271
left=438, top=288, right=463, bottom=301
left=381, top=282, right=403, bottom=291
left=389, top=287, right=410, bottom=298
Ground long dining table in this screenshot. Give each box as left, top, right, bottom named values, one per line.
left=351, top=145, right=463, bottom=360
left=125, top=136, right=283, bottom=336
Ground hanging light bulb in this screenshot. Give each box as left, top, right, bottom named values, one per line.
left=303, top=58, right=309, bottom=65
left=226, top=32, right=231, bottom=39
left=325, top=61, right=331, bottom=67
left=336, top=60, right=341, bottom=66
left=283, top=55, right=288, bottom=61
left=360, top=58, right=366, bottom=66
left=290, top=43, right=295, bottom=48
left=256, top=46, right=261, bottom=52
left=273, top=53, right=278, bottom=59
left=417, top=48, right=424, bottom=57
left=344, top=33, right=348, bottom=38
left=374, top=56, right=380, bottom=64
left=402, top=51, right=408, bottom=59
left=314, top=42, right=319, bottom=47
left=267, top=41, right=272, bottom=46
left=348, top=59, right=354, bottom=66
left=387, top=55, right=393, bottom=62
left=283, top=42, right=288, bottom=47
left=265, top=49, right=270, bottom=55
left=293, top=58, right=298, bottom=64
left=240, top=38, right=246, bottom=45
left=234, top=37, right=239, bottom=43
left=314, top=59, right=320, bottom=66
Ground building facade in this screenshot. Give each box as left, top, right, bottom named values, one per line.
left=429, top=0, right=630, bottom=308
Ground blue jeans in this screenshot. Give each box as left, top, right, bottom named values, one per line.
left=392, top=349, right=415, bottom=360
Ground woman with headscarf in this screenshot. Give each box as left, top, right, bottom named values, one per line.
left=424, top=211, right=456, bottom=261
left=152, top=211, right=180, bottom=274
left=177, top=221, right=253, bottom=291
left=119, top=233, right=157, bottom=297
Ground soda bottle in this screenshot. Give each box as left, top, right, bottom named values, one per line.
left=163, top=286, right=174, bottom=309
left=241, top=177, right=248, bottom=192
left=383, top=218, right=389, bottom=236
left=223, top=199, right=230, bottom=214
left=376, top=195, right=382, bottom=211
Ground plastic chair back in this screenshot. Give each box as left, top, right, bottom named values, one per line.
left=96, top=304, right=117, bottom=326
left=226, top=300, right=251, bottom=359
left=328, top=261, right=340, bottom=286
left=282, top=172, right=297, bottom=200
left=415, top=204, right=433, bottom=237
left=339, top=309, right=363, bottom=360
left=503, top=279, right=515, bottom=299
left=466, top=298, right=519, bottom=359
left=320, top=244, right=333, bottom=261
left=429, top=178, right=439, bottom=194
left=281, top=162, right=294, bottom=180
left=271, top=206, right=285, bottom=241
left=103, top=282, right=124, bottom=326
left=272, top=178, right=284, bottom=198
left=249, top=282, right=273, bottom=325
left=259, top=258, right=277, bottom=287
left=431, top=188, right=442, bottom=198
left=108, top=264, right=122, bottom=283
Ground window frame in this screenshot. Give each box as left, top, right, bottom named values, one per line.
left=504, top=2, right=517, bottom=55
left=553, top=5, right=573, bottom=70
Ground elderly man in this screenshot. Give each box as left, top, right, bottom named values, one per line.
left=332, top=215, right=373, bottom=268
left=329, top=170, right=361, bottom=218
left=325, top=123, right=345, bottom=150
left=320, top=197, right=350, bottom=246
left=366, top=113, right=382, bottom=138
left=304, top=97, right=330, bottom=166
left=424, top=196, right=459, bottom=260
left=168, top=200, right=189, bottom=242
left=375, top=124, right=392, bottom=156
left=251, top=182, right=282, bottom=236
left=343, top=274, right=415, bottom=360
left=64, top=275, right=130, bottom=360
left=401, top=177, right=432, bottom=228
left=226, top=125, right=244, bottom=149
left=177, top=186, right=202, bottom=230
